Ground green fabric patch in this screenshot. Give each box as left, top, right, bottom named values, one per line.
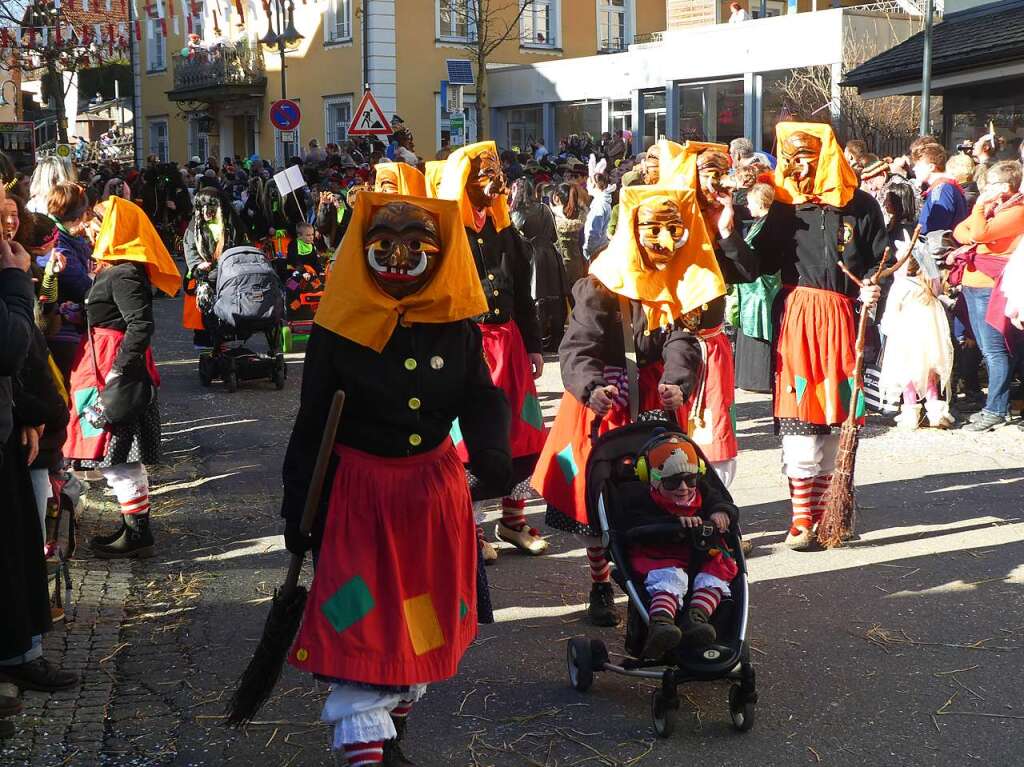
left=855, top=389, right=866, bottom=419
left=459, top=598, right=469, bottom=619
left=729, top=403, right=737, bottom=434
left=73, top=387, right=103, bottom=439
left=321, top=576, right=375, bottom=634
left=794, top=375, right=808, bottom=404
left=838, top=376, right=854, bottom=414
left=520, top=393, right=544, bottom=431
left=450, top=418, right=464, bottom=448
left=556, top=444, right=578, bottom=485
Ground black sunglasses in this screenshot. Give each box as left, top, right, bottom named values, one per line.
left=656, top=472, right=698, bottom=491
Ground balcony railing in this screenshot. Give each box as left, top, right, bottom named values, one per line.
left=170, top=40, right=266, bottom=99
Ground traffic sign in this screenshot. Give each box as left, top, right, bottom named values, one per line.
left=348, top=89, right=392, bottom=136
left=449, top=113, right=466, bottom=147
left=270, top=99, right=301, bottom=131
left=278, top=130, right=296, bottom=143
left=56, top=143, right=73, bottom=158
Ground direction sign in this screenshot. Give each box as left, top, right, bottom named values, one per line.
left=270, top=99, right=301, bottom=131
left=348, top=89, right=392, bottom=136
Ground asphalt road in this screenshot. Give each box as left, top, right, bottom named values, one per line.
left=7, top=295, right=1024, bottom=767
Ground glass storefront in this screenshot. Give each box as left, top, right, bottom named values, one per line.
left=555, top=101, right=602, bottom=141
left=609, top=98, right=632, bottom=135
left=675, top=79, right=744, bottom=145
left=947, top=77, right=1024, bottom=163
left=643, top=90, right=666, bottom=149
left=504, top=107, right=543, bottom=152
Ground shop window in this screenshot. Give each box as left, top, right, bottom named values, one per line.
left=643, top=90, right=666, bottom=149
left=676, top=78, right=744, bottom=145
left=503, top=106, right=542, bottom=152
left=555, top=100, right=602, bottom=141
left=750, top=0, right=785, bottom=19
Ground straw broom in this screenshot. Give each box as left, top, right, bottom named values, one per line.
left=817, top=228, right=920, bottom=548
left=225, top=390, right=345, bottom=726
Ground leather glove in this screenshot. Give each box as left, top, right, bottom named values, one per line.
left=470, top=448, right=513, bottom=498
left=283, top=519, right=312, bottom=556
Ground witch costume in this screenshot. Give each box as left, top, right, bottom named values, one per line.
left=281, top=192, right=511, bottom=763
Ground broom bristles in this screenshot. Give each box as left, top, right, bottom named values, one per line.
left=816, top=423, right=860, bottom=549
left=224, top=585, right=308, bottom=727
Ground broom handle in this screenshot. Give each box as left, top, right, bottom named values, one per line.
left=843, top=244, right=894, bottom=426
left=283, top=389, right=346, bottom=594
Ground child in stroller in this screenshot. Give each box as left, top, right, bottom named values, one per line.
left=280, top=223, right=326, bottom=351
left=566, top=420, right=756, bottom=738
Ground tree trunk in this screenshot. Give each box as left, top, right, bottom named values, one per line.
left=49, top=60, right=69, bottom=144
left=475, top=53, right=487, bottom=143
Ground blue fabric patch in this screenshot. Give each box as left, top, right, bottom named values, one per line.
left=450, top=418, right=464, bottom=447
left=73, top=387, right=103, bottom=439
left=556, top=444, right=578, bottom=485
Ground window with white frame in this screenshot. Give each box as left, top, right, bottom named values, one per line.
left=438, top=0, right=476, bottom=41
left=521, top=0, right=557, bottom=47
left=324, top=96, right=352, bottom=145
left=597, top=0, right=629, bottom=52
left=189, top=3, right=204, bottom=38
left=146, top=18, right=166, bottom=71
left=750, top=0, right=785, bottom=18
left=188, top=118, right=209, bottom=164
left=148, top=119, right=169, bottom=162
left=327, top=0, right=352, bottom=42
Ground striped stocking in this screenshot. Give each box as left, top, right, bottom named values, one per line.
left=689, top=587, right=722, bottom=618
left=788, top=477, right=815, bottom=532
left=649, top=592, right=678, bottom=619
left=810, top=474, right=833, bottom=527
left=586, top=547, right=610, bottom=583
left=391, top=699, right=414, bottom=720
left=500, top=497, right=527, bottom=532
left=343, top=741, right=383, bottom=766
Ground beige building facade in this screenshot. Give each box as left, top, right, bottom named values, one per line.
left=138, top=0, right=665, bottom=165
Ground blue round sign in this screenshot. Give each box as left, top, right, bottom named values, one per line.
left=270, top=99, right=301, bottom=131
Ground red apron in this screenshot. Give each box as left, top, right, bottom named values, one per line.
left=774, top=286, right=864, bottom=426
left=63, top=328, right=161, bottom=461
left=182, top=276, right=204, bottom=331
left=289, top=439, right=478, bottom=686
left=452, top=321, right=547, bottom=462
left=687, top=325, right=737, bottom=462
left=531, top=363, right=688, bottom=527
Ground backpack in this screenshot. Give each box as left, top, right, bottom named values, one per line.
left=213, top=246, right=284, bottom=328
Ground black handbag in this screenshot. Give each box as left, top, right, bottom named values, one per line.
left=88, top=321, right=155, bottom=426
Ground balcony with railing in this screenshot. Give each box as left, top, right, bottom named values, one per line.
left=168, top=40, right=267, bottom=102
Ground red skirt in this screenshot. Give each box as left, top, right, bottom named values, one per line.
left=687, top=326, right=737, bottom=463
left=453, top=321, right=547, bottom=463
left=774, top=286, right=863, bottom=426
left=182, top=280, right=204, bottom=331
left=289, top=439, right=478, bottom=686
left=531, top=364, right=687, bottom=527
left=63, top=328, right=161, bottom=461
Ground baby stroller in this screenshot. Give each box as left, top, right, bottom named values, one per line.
left=565, top=419, right=757, bottom=738
left=198, top=246, right=288, bottom=392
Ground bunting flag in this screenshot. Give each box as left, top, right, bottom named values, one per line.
left=185, top=9, right=192, bottom=33
left=212, top=8, right=220, bottom=35
left=109, top=23, right=116, bottom=50
left=83, top=0, right=90, bottom=11
left=233, top=0, right=243, bottom=23
left=134, top=19, right=141, bottom=40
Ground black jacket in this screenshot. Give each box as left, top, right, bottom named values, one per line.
left=13, top=328, right=69, bottom=470
left=465, top=219, right=543, bottom=354
left=559, top=276, right=703, bottom=405
left=0, top=268, right=36, bottom=446
left=281, top=321, right=512, bottom=527
left=752, top=189, right=888, bottom=294
left=86, top=262, right=155, bottom=379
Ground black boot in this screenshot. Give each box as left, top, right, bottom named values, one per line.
left=587, top=582, right=621, bottom=627
left=92, top=513, right=154, bottom=559
left=89, top=516, right=127, bottom=548
left=382, top=716, right=414, bottom=765
left=679, top=608, right=716, bottom=648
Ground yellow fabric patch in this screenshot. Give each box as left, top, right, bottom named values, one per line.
left=402, top=593, right=445, bottom=656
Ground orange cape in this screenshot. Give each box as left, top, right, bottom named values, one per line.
left=773, top=122, right=858, bottom=209
left=436, top=140, right=512, bottom=231
left=314, top=192, right=488, bottom=352
left=374, top=162, right=427, bottom=197
left=92, top=197, right=181, bottom=297
left=589, top=186, right=726, bottom=331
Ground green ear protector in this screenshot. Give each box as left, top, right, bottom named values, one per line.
left=634, top=429, right=705, bottom=485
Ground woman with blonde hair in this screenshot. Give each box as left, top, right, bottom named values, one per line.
left=28, top=156, right=77, bottom=214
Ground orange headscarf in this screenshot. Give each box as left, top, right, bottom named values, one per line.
left=672, top=141, right=730, bottom=191
left=314, top=192, right=488, bottom=352
left=92, top=197, right=181, bottom=297
left=424, top=160, right=445, bottom=198
left=436, top=140, right=512, bottom=232
left=589, top=186, right=726, bottom=331
left=373, top=162, right=427, bottom=197
left=773, top=122, right=858, bottom=209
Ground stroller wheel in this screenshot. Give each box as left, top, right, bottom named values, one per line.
left=272, top=362, right=287, bottom=390
left=651, top=691, right=677, bottom=738
left=198, top=355, right=213, bottom=387
left=566, top=638, right=593, bottom=692
left=589, top=639, right=609, bottom=668
left=728, top=684, right=755, bottom=732
left=224, top=367, right=238, bottom=393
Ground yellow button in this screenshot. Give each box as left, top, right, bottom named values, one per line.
left=296, top=648, right=308, bottom=661
left=487, top=273, right=495, bottom=280
left=430, top=356, right=445, bottom=370
left=492, top=290, right=499, bottom=296
left=477, top=238, right=485, bottom=245
left=404, top=358, right=417, bottom=371
left=408, top=397, right=421, bottom=410
left=409, top=433, right=423, bottom=447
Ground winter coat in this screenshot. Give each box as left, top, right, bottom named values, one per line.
left=0, top=268, right=36, bottom=446
left=583, top=189, right=613, bottom=260
left=13, top=328, right=69, bottom=471
left=47, top=228, right=94, bottom=346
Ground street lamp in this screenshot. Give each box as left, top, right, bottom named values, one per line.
left=261, top=0, right=303, bottom=160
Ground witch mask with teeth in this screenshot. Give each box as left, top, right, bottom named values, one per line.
left=365, top=202, right=442, bottom=299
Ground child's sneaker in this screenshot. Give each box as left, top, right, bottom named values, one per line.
left=925, top=400, right=955, bottom=429
left=680, top=608, right=716, bottom=648
left=642, top=613, right=682, bottom=659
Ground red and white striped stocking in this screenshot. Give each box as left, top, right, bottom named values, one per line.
left=788, top=477, right=815, bottom=532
